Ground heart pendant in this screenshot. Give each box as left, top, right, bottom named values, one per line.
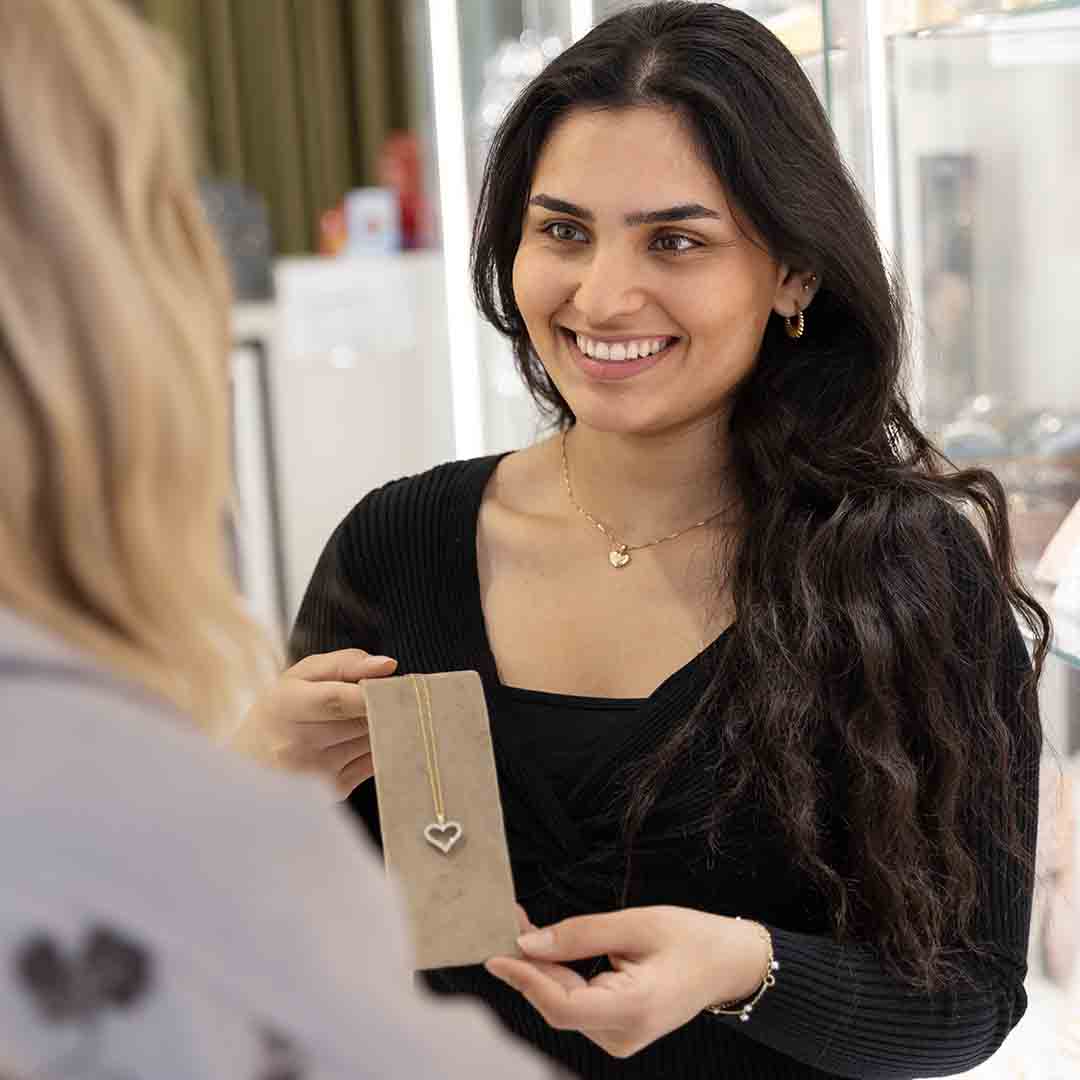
left=609, top=547, right=631, bottom=568
left=424, top=820, right=464, bottom=855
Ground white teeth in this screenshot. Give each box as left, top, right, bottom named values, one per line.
left=572, top=332, right=671, bottom=361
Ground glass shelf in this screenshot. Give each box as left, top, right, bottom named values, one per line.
left=1049, top=607, right=1080, bottom=670
left=887, top=0, right=1080, bottom=40
left=1024, top=577, right=1080, bottom=671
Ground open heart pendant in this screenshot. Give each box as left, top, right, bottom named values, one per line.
left=424, top=820, right=464, bottom=855
left=609, top=545, right=631, bottom=568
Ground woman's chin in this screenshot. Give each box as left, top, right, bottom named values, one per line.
left=557, top=396, right=679, bottom=438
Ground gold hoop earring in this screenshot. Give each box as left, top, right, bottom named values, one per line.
left=784, top=304, right=805, bottom=340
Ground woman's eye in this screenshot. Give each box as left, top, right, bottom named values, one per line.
left=544, top=221, right=587, bottom=243
left=652, top=233, right=698, bottom=254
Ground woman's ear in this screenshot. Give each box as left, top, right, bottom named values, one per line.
left=772, top=266, right=820, bottom=318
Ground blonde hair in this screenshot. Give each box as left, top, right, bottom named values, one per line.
left=0, top=0, right=272, bottom=730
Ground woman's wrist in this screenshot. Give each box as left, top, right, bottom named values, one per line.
left=704, top=917, right=777, bottom=1019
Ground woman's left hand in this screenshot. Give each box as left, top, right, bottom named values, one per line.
left=485, top=905, right=769, bottom=1059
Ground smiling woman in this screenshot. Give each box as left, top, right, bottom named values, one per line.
left=248, top=3, right=1052, bottom=1077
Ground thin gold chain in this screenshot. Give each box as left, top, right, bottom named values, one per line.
left=560, top=429, right=728, bottom=553
left=411, top=674, right=445, bottom=825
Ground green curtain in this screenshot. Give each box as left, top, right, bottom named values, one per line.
left=127, top=0, right=412, bottom=253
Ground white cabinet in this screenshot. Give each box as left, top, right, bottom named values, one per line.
left=231, top=253, right=456, bottom=628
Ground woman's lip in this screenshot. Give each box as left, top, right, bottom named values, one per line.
left=561, top=327, right=677, bottom=382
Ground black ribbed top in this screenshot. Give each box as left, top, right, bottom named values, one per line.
left=497, top=687, right=645, bottom=807
left=289, top=455, right=1038, bottom=1080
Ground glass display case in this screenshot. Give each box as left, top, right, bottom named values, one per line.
left=888, top=3, right=1080, bottom=584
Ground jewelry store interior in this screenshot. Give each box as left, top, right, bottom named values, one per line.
left=5, top=2, right=1078, bottom=1077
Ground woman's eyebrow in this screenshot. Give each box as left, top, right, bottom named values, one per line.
left=626, top=204, right=723, bottom=226
left=528, top=194, right=593, bottom=220
left=528, top=193, right=723, bottom=226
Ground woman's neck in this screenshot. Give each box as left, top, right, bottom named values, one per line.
left=559, top=416, right=738, bottom=543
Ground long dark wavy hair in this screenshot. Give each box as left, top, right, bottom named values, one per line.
left=471, top=1, right=1050, bottom=992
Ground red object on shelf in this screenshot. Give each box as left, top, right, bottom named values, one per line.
left=378, top=131, right=430, bottom=249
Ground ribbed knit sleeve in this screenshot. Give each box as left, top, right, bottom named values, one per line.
left=288, top=460, right=498, bottom=673
left=730, top=917, right=1029, bottom=1079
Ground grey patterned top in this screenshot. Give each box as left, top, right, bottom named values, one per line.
left=0, top=609, right=557, bottom=1080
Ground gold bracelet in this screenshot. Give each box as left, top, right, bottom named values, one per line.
left=705, top=917, right=779, bottom=1022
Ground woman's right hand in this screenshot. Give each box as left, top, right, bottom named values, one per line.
left=239, top=649, right=398, bottom=799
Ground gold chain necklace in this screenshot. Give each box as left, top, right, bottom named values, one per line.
left=561, top=430, right=727, bottom=568
left=411, top=674, right=463, bottom=855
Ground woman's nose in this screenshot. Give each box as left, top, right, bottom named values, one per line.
left=570, top=247, right=648, bottom=326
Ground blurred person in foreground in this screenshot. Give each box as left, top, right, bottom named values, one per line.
left=0, top=2, right=556, bottom=1077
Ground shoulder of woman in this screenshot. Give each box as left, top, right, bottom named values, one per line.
left=897, top=492, right=1033, bottom=667
left=847, top=489, right=1025, bottom=653
left=329, top=454, right=504, bottom=560
left=288, top=454, right=505, bottom=659
left=871, top=488, right=998, bottom=575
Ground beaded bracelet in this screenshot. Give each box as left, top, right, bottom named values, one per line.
left=705, top=917, right=779, bottom=1022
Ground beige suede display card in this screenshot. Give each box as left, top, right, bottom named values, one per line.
left=364, top=671, right=520, bottom=970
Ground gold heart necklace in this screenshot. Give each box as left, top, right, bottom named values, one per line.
left=561, top=430, right=729, bottom=569
left=411, top=674, right=464, bottom=856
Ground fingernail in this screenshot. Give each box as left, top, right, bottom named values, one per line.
left=369, top=656, right=394, bottom=664
left=517, top=929, right=554, bottom=954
